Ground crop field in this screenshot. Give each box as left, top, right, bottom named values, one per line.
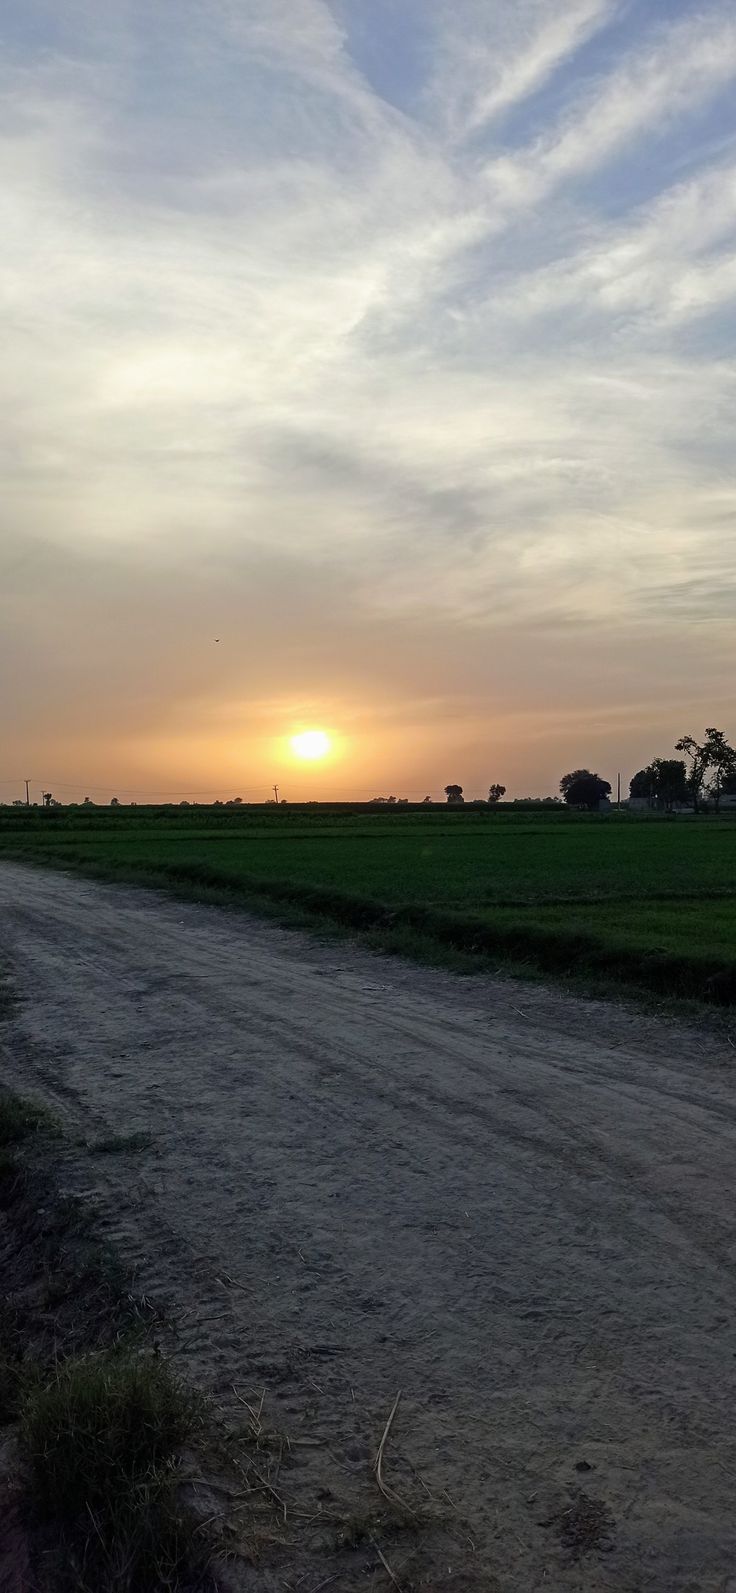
left=1, top=805, right=736, bottom=1003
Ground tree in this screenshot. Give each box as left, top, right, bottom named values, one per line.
left=560, top=769, right=611, bottom=810
left=675, top=729, right=736, bottom=813
left=704, top=728, right=736, bottom=813
left=629, top=768, right=650, bottom=801
left=488, top=784, right=506, bottom=805
left=675, top=735, right=709, bottom=813
left=629, top=759, right=688, bottom=812
left=110, top=797, right=120, bottom=807
left=444, top=784, right=464, bottom=804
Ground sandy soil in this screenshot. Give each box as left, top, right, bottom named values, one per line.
left=0, top=861, right=735, bottom=1592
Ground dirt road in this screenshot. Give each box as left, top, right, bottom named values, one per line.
left=1, top=862, right=735, bottom=1591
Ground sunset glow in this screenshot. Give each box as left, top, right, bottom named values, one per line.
left=290, top=731, right=331, bottom=762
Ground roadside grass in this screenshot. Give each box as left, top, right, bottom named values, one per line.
left=0, top=1085, right=214, bottom=1591
left=0, top=1089, right=56, bottom=1146
left=21, top=1349, right=204, bottom=1593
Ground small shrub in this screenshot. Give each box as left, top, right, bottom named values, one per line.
left=0, top=1091, right=55, bottom=1147
left=20, top=1349, right=204, bottom=1590
left=22, top=1349, right=199, bottom=1517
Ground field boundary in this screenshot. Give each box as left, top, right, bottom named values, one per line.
left=5, top=850, right=735, bottom=1006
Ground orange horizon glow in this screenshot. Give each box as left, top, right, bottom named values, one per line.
left=10, top=689, right=730, bottom=808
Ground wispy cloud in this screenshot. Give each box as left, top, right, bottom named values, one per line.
left=426, top=0, right=621, bottom=140
left=483, top=160, right=736, bottom=331
left=484, top=8, right=736, bottom=209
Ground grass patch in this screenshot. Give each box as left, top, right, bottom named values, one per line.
left=21, top=1348, right=204, bottom=1592
left=0, top=1089, right=56, bottom=1146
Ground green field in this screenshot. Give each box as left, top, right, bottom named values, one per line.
left=1, top=805, right=736, bottom=1004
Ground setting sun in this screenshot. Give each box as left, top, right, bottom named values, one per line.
left=290, top=730, right=331, bottom=761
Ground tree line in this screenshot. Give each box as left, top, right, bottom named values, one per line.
left=558, top=728, right=736, bottom=812
left=438, top=728, right=736, bottom=812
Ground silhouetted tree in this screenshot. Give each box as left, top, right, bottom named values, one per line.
left=676, top=729, right=736, bottom=813
left=560, top=770, right=611, bottom=810
left=629, top=759, right=688, bottom=812
left=110, top=797, right=120, bottom=807
left=444, top=784, right=464, bottom=804
left=488, top=784, right=506, bottom=805
left=704, top=729, right=736, bottom=813
left=675, top=735, right=709, bottom=813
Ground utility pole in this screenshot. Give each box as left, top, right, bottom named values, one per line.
left=25, top=779, right=30, bottom=807
left=273, top=784, right=279, bottom=804
left=617, top=771, right=621, bottom=809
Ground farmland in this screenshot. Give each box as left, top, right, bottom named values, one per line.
left=1, top=805, right=735, bottom=1004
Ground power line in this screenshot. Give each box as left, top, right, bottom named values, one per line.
left=1, top=779, right=276, bottom=796
left=2, top=777, right=451, bottom=796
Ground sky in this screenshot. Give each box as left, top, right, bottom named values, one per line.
left=1, top=0, right=735, bottom=802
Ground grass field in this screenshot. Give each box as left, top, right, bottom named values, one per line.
left=1, top=805, right=736, bottom=1004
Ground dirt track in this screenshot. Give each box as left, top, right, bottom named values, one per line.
left=1, top=861, right=735, bottom=1591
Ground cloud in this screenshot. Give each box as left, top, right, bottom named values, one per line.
left=424, top=0, right=621, bottom=140
left=484, top=8, right=736, bottom=207
left=485, top=160, right=736, bottom=328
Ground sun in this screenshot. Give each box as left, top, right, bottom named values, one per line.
left=290, top=729, right=331, bottom=761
